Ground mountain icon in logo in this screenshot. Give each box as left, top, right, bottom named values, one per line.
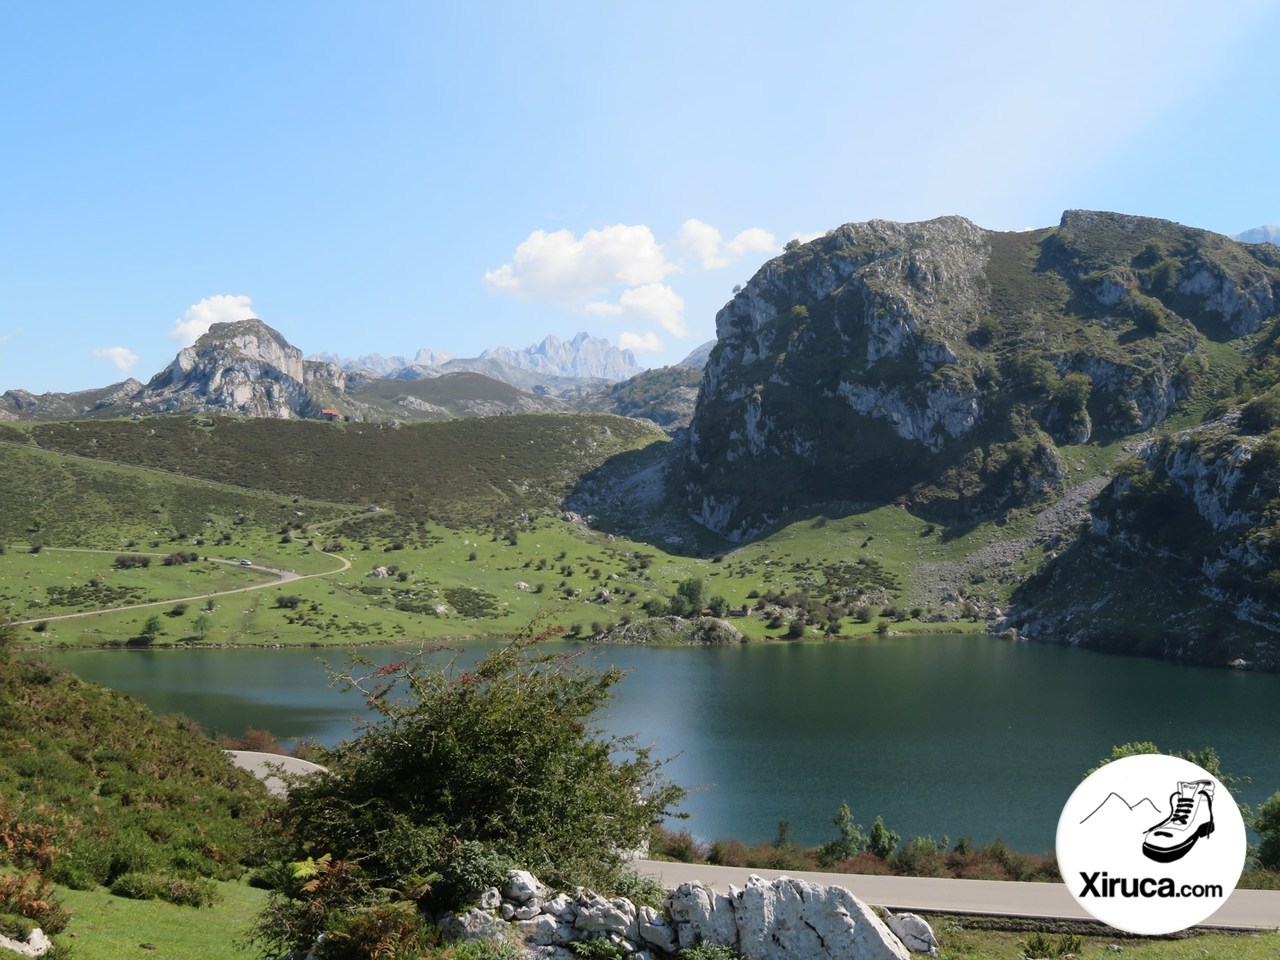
left=1080, top=792, right=1162, bottom=828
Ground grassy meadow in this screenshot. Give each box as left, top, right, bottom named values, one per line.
left=9, top=505, right=1014, bottom=650
left=0, top=410, right=1115, bottom=651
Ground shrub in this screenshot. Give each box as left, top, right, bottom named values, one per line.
left=649, top=826, right=707, bottom=863
left=320, top=902, right=435, bottom=960
left=0, top=871, right=70, bottom=934
left=252, top=630, right=684, bottom=958
left=110, top=871, right=218, bottom=907
left=432, top=840, right=509, bottom=908
left=222, top=727, right=286, bottom=754
left=570, top=940, right=629, bottom=960
left=890, top=835, right=949, bottom=877
left=445, top=941, right=523, bottom=960
left=607, top=870, right=666, bottom=909
left=1253, top=790, right=1280, bottom=870
left=0, top=612, right=17, bottom=652
left=0, top=912, right=35, bottom=941
left=677, top=944, right=746, bottom=960
left=707, top=838, right=750, bottom=866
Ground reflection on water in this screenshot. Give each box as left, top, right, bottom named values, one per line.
left=39, top=635, right=1280, bottom=852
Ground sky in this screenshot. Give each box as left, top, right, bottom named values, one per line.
left=2, top=0, right=1279, bottom=393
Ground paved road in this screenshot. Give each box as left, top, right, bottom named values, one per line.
left=13, top=546, right=351, bottom=626
left=633, top=860, right=1280, bottom=931
left=225, top=750, right=327, bottom=797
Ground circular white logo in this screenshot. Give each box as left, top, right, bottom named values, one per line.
left=1056, top=754, right=1246, bottom=935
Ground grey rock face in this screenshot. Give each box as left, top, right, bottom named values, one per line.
left=446, top=868, right=912, bottom=960
left=667, top=875, right=910, bottom=960
left=677, top=340, right=716, bottom=369
left=140, top=319, right=346, bottom=418
left=1235, top=225, right=1280, bottom=245
left=683, top=210, right=1280, bottom=537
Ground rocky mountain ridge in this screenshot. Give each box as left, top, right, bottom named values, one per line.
left=1236, top=224, right=1280, bottom=245
left=0, top=320, right=673, bottom=425
left=142, top=318, right=346, bottom=418
left=683, top=209, right=1280, bottom=540
left=316, top=332, right=642, bottom=385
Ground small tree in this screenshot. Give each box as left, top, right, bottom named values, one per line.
left=707, top=595, right=729, bottom=618
left=193, top=611, right=212, bottom=641
left=867, top=815, right=900, bottom=859
left=140, top=615, right=163, bottom=641
left=1252, top=791, right=1280, bottom=870
left=817, top=802, right=866, bottom=867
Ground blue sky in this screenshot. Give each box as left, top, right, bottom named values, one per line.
left=2, top=1, right=1278, bottom=393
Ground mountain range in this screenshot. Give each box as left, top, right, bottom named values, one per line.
left=313, top=331, right=643, bottom=383
left=6, top=209, right=1280, bottom=670
left=0, top=322, right=700, bottom=428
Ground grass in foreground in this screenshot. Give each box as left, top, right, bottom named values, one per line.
left=46, top=881, right=1280, bottom=960
left=932, top=916, right=1280, bottom=960
left=55, top=880, right=266, bottom=960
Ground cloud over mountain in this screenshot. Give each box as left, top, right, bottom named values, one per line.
left=484, top=224, right=673, bottom=302
left=92, top=346, right=139, bottom=372
left=170, top=295, right=257, bottom=346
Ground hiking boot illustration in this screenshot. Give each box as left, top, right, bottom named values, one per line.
left=1142, top=780, right=1215, bottom=863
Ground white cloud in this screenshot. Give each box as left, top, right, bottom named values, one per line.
left=618, top=283, right=687, bottom=336
left=618, top=330, right=663, bottom=353
left=170, top=294, right=257, bottom=346
left=583, top=300, right=624, bottom=317
left=677, top=220, right=776, bottom=270
left=586, top=283, right=687, bottom=338
left=92, top=346, right=139, bottom=372
left=728, top=227, right=778, bottom=256
left=485, top=224, right=674, bottom=302
left=678, top=219, right=729, bottom=270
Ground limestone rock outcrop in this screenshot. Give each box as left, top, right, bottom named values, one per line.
left=683, top=211, right=1280, bottom=538
left=142, top=318, right=344, bottom=419
left=440, top=869, right=912, bottom=960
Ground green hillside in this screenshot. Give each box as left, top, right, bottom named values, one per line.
left=0, top=437, right=352, bottom=548
left=19, top=413, right=664, bottom=529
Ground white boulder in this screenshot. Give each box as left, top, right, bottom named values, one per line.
left=886, top=913, right=939, bottom=956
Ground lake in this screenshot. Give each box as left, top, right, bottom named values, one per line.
left=38, top=634, right=1280, bottom=853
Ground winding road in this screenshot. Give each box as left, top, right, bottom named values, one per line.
left=12, top=545, right=352, bottom=626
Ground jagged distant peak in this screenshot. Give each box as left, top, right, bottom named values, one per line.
left=1236, top=225, right=1280, bottom=245
left=413, top=347, right=455, bottom=366
left=479, top=332, right=641, bottom=381
left=312, top=332, right=642, bottom=383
